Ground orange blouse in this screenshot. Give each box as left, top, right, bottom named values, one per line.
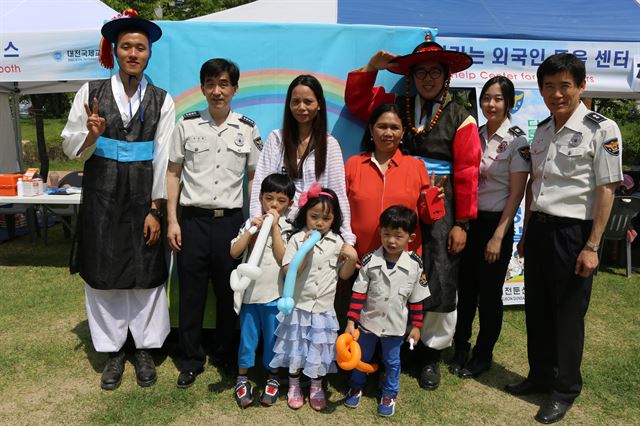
left=345, top=149, right=433, bottom=258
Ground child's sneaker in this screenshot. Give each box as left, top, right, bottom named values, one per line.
left=378, top=396, right=397, bottom=417
left=309, top=380, right=326, bottom=411
left=234, top=380, right=253, bottom=408
left=343, top=388, right=362, bottom=408
left=259, top=378, right=280, bottom=406
left=287, top=378, right=304, bottom=409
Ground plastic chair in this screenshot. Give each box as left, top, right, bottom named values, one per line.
left=42, top=171, right=83, bottom=245
left=598, top=195, right=640, bottom=278
left=0, top=205, right=40, bottom=243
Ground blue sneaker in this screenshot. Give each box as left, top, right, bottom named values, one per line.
left=344, top=388, right=362, bottom=408
left=378, top=396, right=397, bottom=417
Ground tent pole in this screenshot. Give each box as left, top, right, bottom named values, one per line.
left=12, top=83, right=24, bottom=171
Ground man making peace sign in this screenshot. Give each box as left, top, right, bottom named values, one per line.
left=61, top=10, right=175, bottom=390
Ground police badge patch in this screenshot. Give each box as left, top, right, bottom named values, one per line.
left=602, top=138, right=620, bottom=156
left=419, top=273, right=428, bottom=288
left=497, top=141, right=508, bottom=154
left=518, top=146, right=531, bottom=161
left=253, top=136, right=263, bottom=151
left=234, top=133, right=244, bottom=147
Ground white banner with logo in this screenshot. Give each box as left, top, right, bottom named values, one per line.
left=0, top=29, right=108, bottom=85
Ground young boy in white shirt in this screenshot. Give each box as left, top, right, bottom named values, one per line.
left=344, top=205, right=431, bottom=416
left=230, top=173, right=294, bottom=408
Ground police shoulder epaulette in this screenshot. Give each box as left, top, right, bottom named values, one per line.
left=409, top=251, right=423, bottom=269
left=586, top=111, right=607, bottom=125
left=182, top=111, right=200, bottom=120
left=508, top=126, right=525, bottom=137
left=537, top=116, right=552, bottom=127
left=239, top=115, right=256, bottom=127
left=361, top=250, right=375, bottom=267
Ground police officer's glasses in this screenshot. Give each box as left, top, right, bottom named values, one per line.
left=412, top=67, right=443, bottom=80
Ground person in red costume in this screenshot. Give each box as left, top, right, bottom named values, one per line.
left=344, top=31, right=481, bottom=391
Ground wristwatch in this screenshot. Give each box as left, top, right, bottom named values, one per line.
left=149, top=208, right=163, bottom=219
left=585, top=240, right=600, bottom=252
left=454, top=221, right=470, bottom=232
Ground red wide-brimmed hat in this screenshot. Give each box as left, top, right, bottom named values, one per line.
left=389, top=33, right=473, bottom=76
left=98, top=9, right=162, bottom=69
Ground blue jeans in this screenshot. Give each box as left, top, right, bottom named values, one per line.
left=349, top=330, right=403, bottom=398
left=238, top=302, right=279, bottom=370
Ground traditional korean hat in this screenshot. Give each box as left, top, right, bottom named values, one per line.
left=98, top=9, right=162, bottom=69
left=389, top=32, right=473, bottom=76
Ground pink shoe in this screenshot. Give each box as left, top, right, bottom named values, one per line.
left=287, top=379, right=304, bottom=409
left=309, top=380, right=326, bottom=411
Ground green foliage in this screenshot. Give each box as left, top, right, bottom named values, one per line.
left=593, top=98, right=640, bottom=123
left=593, top=99, right=640, bottom=167
left=619, top=120, right=640, bottom=167
left=19, top=117, right=84, bottom=171
left=101, top=0, right=254, bottom=20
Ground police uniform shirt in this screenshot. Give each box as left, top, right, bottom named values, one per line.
left=530, top=102, right=623, bottom=220
left=169, top=109, right=262, bottom=209
left=352, top=247, right=430, bottom=337
left=478, top=119, right=531, bottom=212
left=231, top=216, right=292, bottom=314
left=282, top=229, right=345, bottom=313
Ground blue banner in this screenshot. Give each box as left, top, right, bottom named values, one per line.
left=145, top=22, right=432, bottom=159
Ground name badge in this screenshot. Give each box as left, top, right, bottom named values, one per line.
left=569, top=133, right=583, bottom=147
left=234, top=133, right=244, bottom=147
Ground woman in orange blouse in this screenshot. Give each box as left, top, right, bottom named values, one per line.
left=346, top=103, right=440, bottom=258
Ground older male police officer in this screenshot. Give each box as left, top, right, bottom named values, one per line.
left=509, top=53, right=622, bottom=424
left=167, top=59, right=262, bottom=388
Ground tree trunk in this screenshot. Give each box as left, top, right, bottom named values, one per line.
left=30, top=94, right=49, bottom=181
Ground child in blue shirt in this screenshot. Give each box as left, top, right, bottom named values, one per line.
left=230, top=173, right=295, bottom=408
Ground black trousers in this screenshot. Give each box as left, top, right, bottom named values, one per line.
left=524, top=214, right=593, bottom=404
left=454, top=211, right=513, bottom=361
left=177, top=208, right=243, bottom=372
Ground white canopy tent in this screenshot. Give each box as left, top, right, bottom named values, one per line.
left=0, top=0, right=116, bottom=173
left=188, top=0, right=337, bottom=23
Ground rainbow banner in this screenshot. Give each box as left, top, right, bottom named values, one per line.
left=146, top=22, right=431, bottom=159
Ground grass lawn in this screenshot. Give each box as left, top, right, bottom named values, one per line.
left=20, top=118, right=84, bottom=172
left=0, top=226, right=638, bottom=425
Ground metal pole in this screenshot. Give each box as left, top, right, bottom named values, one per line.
left=12, top=82, right=24, bottom=171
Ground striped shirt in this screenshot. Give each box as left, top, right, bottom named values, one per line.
left=249, top=129, right=355, bottom=245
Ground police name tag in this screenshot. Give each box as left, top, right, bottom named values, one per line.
left=570, top=133, right=583, bottom=147
left=234, top=133, right=244, bottom=147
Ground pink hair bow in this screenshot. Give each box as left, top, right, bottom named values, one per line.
left=298, top=182, right=323, bottom=208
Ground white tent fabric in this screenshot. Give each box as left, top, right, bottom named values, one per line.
left=189, top=0, right=337, bottom=23
left=1, top=0, right=116, bottom=32
left=0, top=0, right=116, bottom=172
left=192, top=0, right=640, bottom=42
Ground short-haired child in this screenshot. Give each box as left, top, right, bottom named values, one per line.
left=230, top=173, right=295, bottom=408
left=344, top=205, right=431, bottom=416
